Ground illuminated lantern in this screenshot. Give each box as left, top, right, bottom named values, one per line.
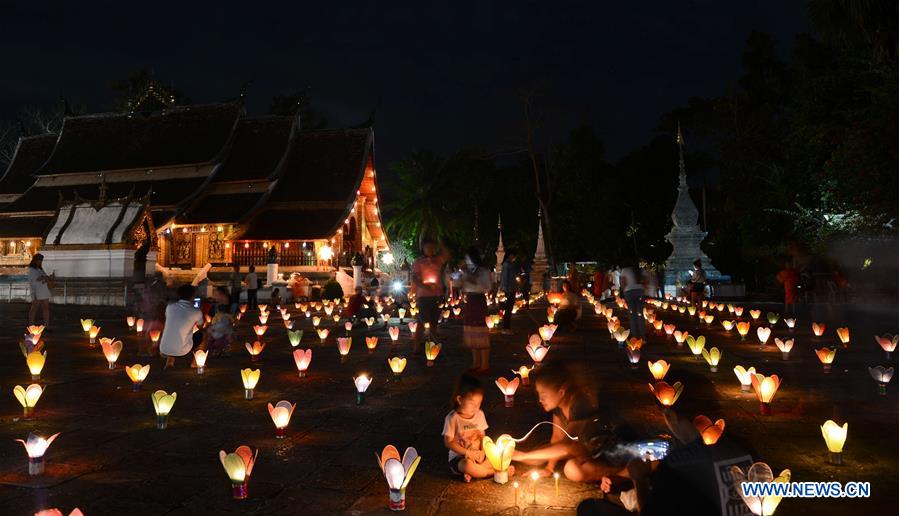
left=281, top=311, right=290, bottom=322
left=376, top=445, right=421, bottom=511
left=240, top=368, right=260, bottom=399
left=678, top=305, right=686, bottom=314
left=875, top=334, right=898, bottom=360
left=693, top=415, right=725, bottom=445
left=388, top=326, right=400, bottom=343
left=812, top=322, right=825, bottom=337
left=25, top=350, right=46, bottom=381
left=774, top=338, right=793, bottom=360
left=625, top=345, right=640, bottom=369
left=317, top=328, right=330, bottom=342
left=324, top=304, right=335, bottom=316
left=13, top=384, right=43, bottom=418
left=482, top=434, right=516, bottom=484
left=868, top=365, right=893, bottom=395
left=612, top=328, right=630, bottom=347
left=726, top=304, right=735, bottom=313
left=354, top=374, right=372, bottom=405
left=151, top=390, right=177, bottom=429
left=627, top=337, right=643, bottom=350
left=819, top=419, right=848, bottom=465
left=80, top=319, right=93, bottom=333
left=27, top=325, right=45, bottom=339
left=736, top=321, right=750, bottom=340
left=398, top=308, right=406, bottom=321
left=539, top=324, right=557, bottom=342
left=495, top=377, right=520, bottom=407
left=17, top=432, right=60, bottom=476
left=408, top=321, right=418, bottom=335
left=125, top=364, right=150, bottom=391
left=733, top=306, right=744, bottom=317
left=673, top=330, right=688, bottom=346
left=647, top=360, right=669, bottom=381
left=663, top=324, right=676, bottom=336
left=703, top=314, right=714, bottom=324
left=687, top=306, right=696, bottom=316
left=835, top=327, right=850, bottom=348
left=245, top=341, right=266, bottom=361
left=135, top=318, right=144, bottom=333
left=815, top=347, right=836, bottom=372
left=268, top=400, right=296, bottom=438
left=607, top=319, right=620, bottom=334
left=338, top=337, right=352, bottom=362
left=288, top=330, right=303, bottom=347
left=259, top=304, right=269, bottom=314
left=194, top=349, right=208, bottom=374
left=485, top=316, right=496, bottom=330
left=756, top=326, right=771, bottom=346
left=292, top=349, right=312, bottom=377
left=648, top=381, right=683, bottom=407
left=253, top=325, right=268, bottom=338
left=89, top=325, right=101, bottom=345
left=731, top=462, right=790, bottom=516
left=382, top=313, right=392, bottom=324
left=240, top=304, right=248, bottom=314
left=452, top=307, right=462, bottom=317
left=721, top=320, right=734, bottom=331
left=364, top=317, right=376, bottom=328
left=101, top=339, right=123, bottom=369
left=749, top=309, right=761, bottom=320
left=686, top=335, right=705, bottom=359
left=526, top=334, right=550, bottom=365
left=513, top=365, right=532, bottom=384
left=258, top=313, right=269, bottom=325
left=652, top=319, right=664, bottom=331
left=332, top=314, right=341, bottom=323
left=366, top=336, right=379, bottom=351
left=344, top=321, right=353, bottom=333
left=702, top=347, right=722, bottom=372
left=425, top=341, right=442, bottom=366
left=733, top=365, right=756, bottom=393
left=751, top=373, right=781, bottom=415
left=388, top=357, right=407, bottom=378
left=784, top=317, right=796, bottom=329
left=766, top=312, right=779, bottom=325
left=219, top=446, right=258, bottom=500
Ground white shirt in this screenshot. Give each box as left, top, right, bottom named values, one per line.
left=245, top=272, right=259, bottom=290
left=28, top=267, right=51, bottom=301
left=620, top=267, right=642, bottom=292
left=442, top=409, right=488, bottom=461
left=159, top=300, right=204, bottom=357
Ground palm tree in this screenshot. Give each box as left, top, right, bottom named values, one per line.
left=384, top=151, right=460, bottom=246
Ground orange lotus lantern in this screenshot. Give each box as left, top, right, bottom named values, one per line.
left=749, top=309, right=761, bottom=320
left=317, top=328, right=330, bottom=342
left=876, top=334, right=898, bottom=360
left=364, top=336, right=379, bottom=352
left=815, top=347, right=836, bottom=372
left=425, top=341, right=442, bottom=366
left=663, top=323, right=676, bottom=336
left=148, top=328, right=161, bottom=345
left=496, top=377, right=521, bottom=407
left=775, top=338, right=793, bottom=360
left=673, top=330, right=688, bottom=346
left=836, top=327, right=850, bottom=347
left=135, top=318, right=144, bottom=333
left=693, top=415, right=725, bottom=445
left=27, top=325, right=45, bottom=339
left=293, top=349, right=312, bottom=377
left=703, top=314, right=715, bottom=324
left=268, top=400, right=296, bottom=438
left=648, top=381, right=683, bottom=407
left=25, top=350, right=46, bottom=381
left=647, top=360, right=669, bottom=380
left=194, top=349, right=208, bottom=374
left=751, top=373, right=781, bottom=415
left=125, top=364, right=150, bottom=391
left=812, top=322, right=825, bottom=337
left=258, top=312, right=269, bottom=325
left=253, top=325, right=268, bottom=338
left=736, top=321, right=750, bottom=340
left=733, top=365, right=756, bottom=393
left=513, top=365, right=532, bottom=384
left=652, top=319, right=664, bottom=331
left=101, top=339, right=123, bottom=369
left=88, top=325, right=101, bottom=345
left=546, top=291, right=563, bottom=305
left=612, top=328, right=630, bottom=346
left=338, top=337, right=352, bottom=362
left=245, top=341, right=266, bottom=361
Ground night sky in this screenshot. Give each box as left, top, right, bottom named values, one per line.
left=2, top=1, right=809, bottom=167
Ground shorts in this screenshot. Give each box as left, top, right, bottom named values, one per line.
left=448, top=456, right=464, bottom=475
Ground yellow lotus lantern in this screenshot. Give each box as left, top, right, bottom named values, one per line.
left=513, top=365, right=533, bottom=384
left=253, top=325, right=268, bottom=338
left=815, top=347, right=836, bottom=372
left=381, top=313, right=392, bottom=324
left=784, top=317, right=796, bottom=329
left=749, top=309, right=761, bottom=320
left=388, top=356, right=407, bottom=377
left=731, top=462, right=790, bottom=516
left=686, top=335, right=705, bottom=359
left=355, top=374, right=372, bottom=404
left=733, top=365, right=756, bottom=393
left=365, top=336, right=379, bottom=352
left=88, top=325, right=101, bottom=345
left=766, top=312, right=779, bottom=325
left=452, top=307, right=462, bottom=317
left=495, top=377, right=520, bottom=407
left=219, top=446, right=258, bottom=500
left=338, top=337, right=352, bottom=362
left=258, top=304, right=269, bottom=313
left=135, top=318, right=144, bottom=333
left=820, top=419, right=847, bottom=464
left=538, top=324, right=557, bottom=342
left=721, top=320, right=734, bottom=331
left=17, top=431, right=60, bottom=476
left=388, top=326, right=400, bottom=342
left=678, top=305, right=686, bottom=314
left=703, top=314, right=714, bottom=324
left=25, top=350, right=46, bottom=381
left=648, top=381, right=683, bottom=407
left=13, top=384, right=43, bottom=418
left=101, top=339, right=124, bottom=369
left=526, top=334, right=550, bottom=365
left=268, top=400, right=296, bottom=438
left=332, top=314, right=341, bottom=323
left=241, top=368, right=260, bottom=399
left=80, top=318, right=93, bottom=333
left=775, top=338, right=793, bottom=360
left=687, top=306, right=697, bottom=316
left=693, top=415, right=725, bottom=445
left=258, top=312, right=269, bottom=325
left=751, top=373, right=781, bottom=415
left=812, top=322, right=825, bottom=337
left=125, top=364, right=150, bottom=391
left=702, top=347, right=722, bottom=372
left=194, top=349, right=208, bottom=374
left=151, top=390, right=177, bottom=429
left=376, top=445, right=421, bottom=511
left=425, top=341, right=442, bottom=366
left=736, top=321, right=750, bottom=340
left=317, top=328, right=330, bottom=342
left=648, top=360, right=669, bottom=381
left=756, top=326, right=771, bottom=346
left=482, top=434, right=516, bottom=484
left=836, top=327, right=850, bottom=347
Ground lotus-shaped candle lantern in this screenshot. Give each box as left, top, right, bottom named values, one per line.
left=253, top=325, right=268, bottom=338
left=194, top=349, right=208, bottom=374
left=485, top=316, right=496, bottom=330
left=731, top=462, right=790, bottom=515
left=424, top=341, right=442, bottom=366
left=452, top=307, right=462, bottom=317
left=292, top=349, right=312, bottom=377
left=495, top=377, right=520, bottom=407
left=80, top=318, right=94, bottom=333
left=377, top=445, right=421, bottom=511
left=513, top=365, right=533, bottom=384
left=648, top=360, right=669, bottom=381
left=539, top=324, right=557, bottom=342
left=408, top=321, right=418, bottom=335
left=25, top=350, right=46, bottom=381
left=397, top=307, right=406, bottom=320
left=98, top=339, right=122, bottom=369
left=736, top=321, right=750, bottom=340
left=355, top=374, right=372, bottom=404
left=607, top=319, right=620, bottom=333
left=135, top=318, right=144, bottom=333
left=734, top=365, right=756, bottom=393
left=382, top=313, right=392, bottom=324
left=219, top=446, right=258, bottom=500
left=815, top=347, right=836, bottom=372
left=875, top=334, right=897, bottom=360
left=13, top=384, right=43, bottom=418
left=652, top=319, right=664, bottom=331
left=88, top=325, right=102, bottom=345
left=721, top=320, right=735, bottom=331
left=812, top=322, right=825, bottom=337
left=687, top=306, right=697, bottom=316
left=258, top=312, right=269, bottom=325
left=756, top=326, right=771, bottom=346
left=268, top=400, right=296, bottom=438
left=324, top=304, right=335, bottom=316
left=526, top=334, right=550, bottom=365
left=649, top=381, right=683, bottom=407
left=125, top=364, right=150, bottom=391
left=338, top=337, right=352, bottom=362
left=482, top=434, right=515, bottom=483
left=784, top=317, right=796, bottom=329
left=317, top=328, right=330, bottom=342
left=27, top=325, right=45, bottom=338
left=869, top=365, right=893, bottom=395
left=734, top=306, right=744, bottom=317
left=281, top=311, right=290, bottom=322
left=749, top=309, right=761, bottom=320
left=17, top=432, right=60, bottom=476
left=612, top=328, right=630, bottom=346
left=686, top=335, right=705, bottom=359
left=151, top=390, right=177, bottom=429
left=751, top=373, right=781, bottom=415
left=245, top=341, right=266, bottom=361
left=693, top=415, right=725, bottom=445
left=702, top=347, right=722, bottom=372
left=766, top=312, right=779, bottom=325
left=365, top=336, right=379, bottom=352
left=364, top=317, right=376, bottom=328
left=774, top=338, right=793, bottom=360
left=673, top=330, right=688, bottom=346
left=836, top=327, right=850, bottom=347
left=820, top=419, right=848, bottom=464
left=663, top=323, right=676, bottom=336
left=388, top=357, right=407, bottom=378
left=240, top=368, right=260, bottom=399
left=625, top=345, right=640, bottom=368
left=389, top=326, right=400, bottom=342
left=258, top=304, right=269, bottom=313
left=703, top=314, right=715, bottom=324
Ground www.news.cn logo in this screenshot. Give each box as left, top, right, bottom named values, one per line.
left=740, top=481, right=871, bottom=498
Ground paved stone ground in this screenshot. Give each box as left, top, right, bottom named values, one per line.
left=0, top=297, right=896, bottom=515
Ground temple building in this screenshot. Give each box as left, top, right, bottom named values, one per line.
left=0, top=99, right=390, bottom=301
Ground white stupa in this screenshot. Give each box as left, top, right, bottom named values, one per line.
left=664, top=124, right=722, bottom=288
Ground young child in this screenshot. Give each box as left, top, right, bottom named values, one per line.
left=442, top=374, right=501, bottom=482
left=271, top=288, right=282, bottom=309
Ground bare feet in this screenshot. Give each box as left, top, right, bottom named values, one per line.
left=463, top=474, right=472, bottom=483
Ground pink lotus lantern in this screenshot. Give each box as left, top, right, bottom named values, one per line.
left=17, top=431, right=60, bottom=476
left=388, top=326, right=400, bottom=342
left=734, top=306, right=744, bottom=317
left=663, top=324, right=676, bottom=336
left=775, top=338, right=793, bottom=360
left=268, top=401, right=296, bottom=438
left=408, top=321, right=418, bottom=335
left=126, top=316, right=136, bottom=330
left=101, top=339, right=123, bottom=369
left=135, top=318, right=144, bottom=333
left=495, top=377, right=520, bottom=407
left=253, top=325, right=268, bottom=338
left=293, top=349, right=312, bottom=377
left=344, top=321, right=353, bottom=333
left=876, top=334, right=898, bottom=360
left=673, top=330, right=688, bottom=346
left=812, top=322, right=825, bottom=337
left=338, top=337, right=352, bottom=362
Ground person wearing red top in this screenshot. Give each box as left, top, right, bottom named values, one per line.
left=592, top=269, right=608, bottom=299
left=776, top=262, right=800, bottom=315
left=411, top=238, right=450, bottom=353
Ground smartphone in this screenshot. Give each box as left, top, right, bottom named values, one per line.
left=634, top=439, right=670, bottom=462
left=193, top=297, right=201, bottom=309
